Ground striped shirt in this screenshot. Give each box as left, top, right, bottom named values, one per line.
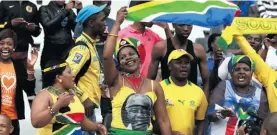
left=257, top=0, right=277, bottom=18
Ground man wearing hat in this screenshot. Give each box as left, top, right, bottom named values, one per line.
left=159, top=49, right=208, bottom=135
left=65, top=4, right=107, bottom=135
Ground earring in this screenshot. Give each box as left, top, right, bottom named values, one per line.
left=59, top=80, right=62, bottom=83
left=13, top=49, right=15, bottom=51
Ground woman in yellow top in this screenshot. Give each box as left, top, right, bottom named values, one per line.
left=31, top=60, right=107, bottom=135
left=102, top=7, right=172, bottom=135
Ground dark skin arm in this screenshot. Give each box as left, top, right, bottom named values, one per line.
left=103, top=7, right=127, bottom=86
left=194, top=44, right=210, bottom=98
left=249, top=4, right=259, bottom=17
left=80, top=117, right=107, bottom=135
left=209, top=50, right=223, bottom=93
left=153, top=81, right=172, bottom=135
left=31, top=91, right=74, bottom=128
left=196, top=120, right=204, bottom=135
left=147, top=41, right=167, bottom=80
left=260, top=38, right=270, bottom=61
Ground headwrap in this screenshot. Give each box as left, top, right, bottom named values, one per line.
left=229, top=55, right=256, bottom=72
left=114, top=37, right=142, bottom=59
left=43, top=63, right=67, bottom=73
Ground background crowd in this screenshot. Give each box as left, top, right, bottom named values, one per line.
left=1, top=0, right=277, bottom=135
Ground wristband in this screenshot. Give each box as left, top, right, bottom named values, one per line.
left=108, top=34, right=118, bottom=37
left=50, top=105, right=59, bottom=116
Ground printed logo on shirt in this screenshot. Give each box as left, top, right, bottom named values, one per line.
left=165, top=99, right=174, bottom=106
left=72, top=53, right=83, bottom=64
left=9, top=5, right=14, bottom=8
left=190, top=100, right=195, bottom=108
left=274, top=81, right=277, bottom=88
left=1, top=72, right=16, bottom=106
left=79, top=45, right=87, bottom=51
left=178, top=99, right=185, bottom=105
left=1, top=73, right=16, bottom=93
left=26, top=5, right=32, bottom=13
left=92, top=56, right=99, bottom=62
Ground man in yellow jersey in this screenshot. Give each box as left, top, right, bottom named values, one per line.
left=65, top=5, right=107, bottom=135
left=234, top=34, right=277, bottom=112
left=160, top=49, right=208, bottom=135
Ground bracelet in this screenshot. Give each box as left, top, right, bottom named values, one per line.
left=27, top=69, right=35, bottom=74
left=108, top=34, right=118, bottom=37
left=49, top=105, right=59, bottom=116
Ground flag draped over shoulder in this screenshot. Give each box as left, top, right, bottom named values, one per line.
left=126, top=0, right=240, bottom=28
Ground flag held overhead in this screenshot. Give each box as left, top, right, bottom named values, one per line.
left=126, top=0, right=240, bottom=28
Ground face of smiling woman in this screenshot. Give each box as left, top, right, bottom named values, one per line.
left=118, top=46, right=140, bottom=74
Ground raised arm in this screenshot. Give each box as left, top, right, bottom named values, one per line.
left=153, top=81, right=172, bottom=135
left=147, top=41, right=166, bottom=80
left=234, top=35, right=276, bottom=86
left=103, top=7, right=127, bottom=86
left=260, top=38, right=270, bottom=61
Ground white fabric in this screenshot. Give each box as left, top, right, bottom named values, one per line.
left=218, top=57, right=232, bottom=80
left=265, top=46, right=277, bottom=70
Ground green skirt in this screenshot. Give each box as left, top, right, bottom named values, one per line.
left=108, top=128, right=153, bottom=135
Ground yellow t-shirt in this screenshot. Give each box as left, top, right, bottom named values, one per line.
left=0, top=62, right=17, bottom=120
left=160, top=77, right=208, bottom=135
left=66, top=32, right=100, bottom=106
left=37, top=90, right=85, bottom=135
left=235, top=35, right=277, bottom=112
left=111, top=79, right=157, bottom=131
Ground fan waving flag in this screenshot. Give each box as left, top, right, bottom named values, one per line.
left=126, top=0, right=240, bottom=28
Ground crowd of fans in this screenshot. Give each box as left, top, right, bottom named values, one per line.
left=1, top=0, right=277, bottom=135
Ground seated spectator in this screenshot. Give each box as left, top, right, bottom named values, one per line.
left=160, top=49, right=208, bottom=135
left=0, top=29, right=37, bottom=135
left=0, top=114, right=14, bottom=135
left=31, top=60, right=107, bottom=135
left=207, top=55, right=269, bottom=135
left=102, top=7, right=172, bottom=134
